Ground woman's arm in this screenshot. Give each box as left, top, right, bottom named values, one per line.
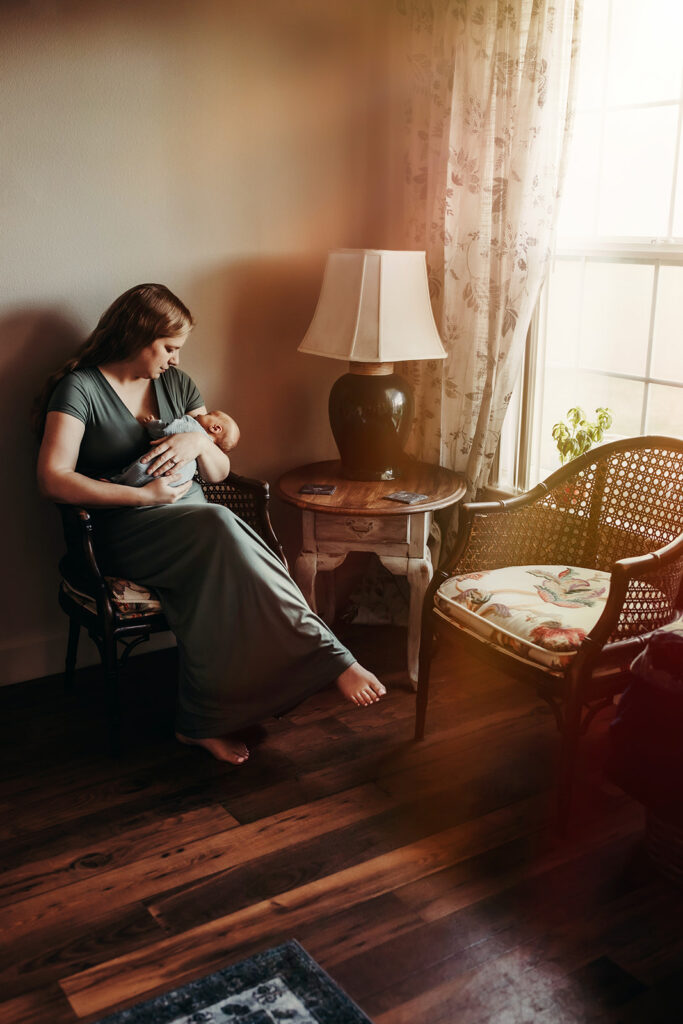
left=196, top=439, right=230, bottom=482
left=37, top=411, right=190, bottom=507
left=192, top=405, right=231, bottom=481
left=140, top=405, right=231, bottom=484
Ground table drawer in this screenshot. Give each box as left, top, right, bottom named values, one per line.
left=315, top=515, right=408, bottom=545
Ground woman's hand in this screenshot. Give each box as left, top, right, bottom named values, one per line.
left=141, top=476, right=193, bottom=505
left=38, top=411, right=195, bottom=509
left=140, top=432, right=208, bottom=478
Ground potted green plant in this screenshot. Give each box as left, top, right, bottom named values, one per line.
left=551, top=406, right=613, bottom=508
left=552, top=406, right=613, bottom=465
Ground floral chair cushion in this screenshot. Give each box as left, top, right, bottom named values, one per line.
left=62, top=576, right=162, bottom=620
left=434, top=565, right=611, bottom=671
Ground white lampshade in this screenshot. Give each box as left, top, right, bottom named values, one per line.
left=298, top=249, right=447, bottom=364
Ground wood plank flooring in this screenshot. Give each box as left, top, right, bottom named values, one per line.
left=1, top=624, right=682, bottom=1023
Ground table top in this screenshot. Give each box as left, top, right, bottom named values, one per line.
left=276, top=460, right=466, bottom=516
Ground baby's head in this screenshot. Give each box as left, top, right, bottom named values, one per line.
left=195, top=410, right=240, bottom=454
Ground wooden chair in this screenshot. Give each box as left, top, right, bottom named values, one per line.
left=415, top=436, right=683, bottom=824
left=58, top=473, right=287, bottom=752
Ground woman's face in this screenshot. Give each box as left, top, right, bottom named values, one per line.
left=131, top=333, right=189, bottom=380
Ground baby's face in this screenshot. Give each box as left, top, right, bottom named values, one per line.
left=196, top=412, right=224, bottom=434
left=195, top=411, right=240, bottom=450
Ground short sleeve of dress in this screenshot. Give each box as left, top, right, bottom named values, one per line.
left=47, top=372, right=91, bottom=425
left=180, top=369, right=203, bottom=413
left=162, top=368, right=203, bottom=415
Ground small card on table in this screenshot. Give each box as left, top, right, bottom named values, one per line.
left=299, top=483, right=337, bottom=495
left=384, top=491, right=429, bottom=505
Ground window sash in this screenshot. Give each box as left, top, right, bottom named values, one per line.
left=499, top=245, right=683, bottom=494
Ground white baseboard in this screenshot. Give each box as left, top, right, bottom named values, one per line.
left=0, top=629, right=176, bottom=687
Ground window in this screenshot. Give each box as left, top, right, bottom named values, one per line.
left=499, top=0, right=683, bottom=490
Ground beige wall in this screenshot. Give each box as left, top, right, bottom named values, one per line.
left=0, top=0, right=409, bottom=684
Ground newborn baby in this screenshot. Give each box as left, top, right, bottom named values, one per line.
left=110, top=410, right=240, bottom=487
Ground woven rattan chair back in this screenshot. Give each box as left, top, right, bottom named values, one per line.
left=458, top=437, right=683, bottom=575
left=540, top=440, right=682, bottom=569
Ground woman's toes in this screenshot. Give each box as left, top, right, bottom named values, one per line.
left=335, top=662, right=387, bottom=707
left=222, top=739, right=249, bottom=764
left=176, top=732, right=249, bottom=765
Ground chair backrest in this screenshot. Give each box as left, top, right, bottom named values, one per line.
left=535, top=436, right=683, bottom=573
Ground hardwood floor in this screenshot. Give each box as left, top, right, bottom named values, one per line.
left=1, top=625, right=682, bottom=1023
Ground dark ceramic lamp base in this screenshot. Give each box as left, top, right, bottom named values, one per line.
left=329, top=366, right=414, bottom=481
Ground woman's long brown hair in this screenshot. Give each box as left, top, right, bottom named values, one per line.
left=32, top=283, right=194, bottom=435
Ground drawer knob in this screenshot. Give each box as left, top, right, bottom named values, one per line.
left=346, top=519, right=374, bottom=536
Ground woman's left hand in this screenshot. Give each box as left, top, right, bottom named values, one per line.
left=140, top=433, right=208, bottom=478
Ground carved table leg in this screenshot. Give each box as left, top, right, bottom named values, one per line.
left=406, top=557, right=433, bottom=689
left=295, top=547, right=348, bottom=624
left=315, top=551, right=349, bottom=624
left=294, top=551, right=319, bottom=613
left=378, top=552, right=432, bottom=689
left=317, top=572, right=336, bottom=625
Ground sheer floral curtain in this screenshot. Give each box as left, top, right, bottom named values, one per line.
left=400, top=0, right=582, bottom=499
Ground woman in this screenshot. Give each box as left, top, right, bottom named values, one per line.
left=36, top=284, right=385, bottom=765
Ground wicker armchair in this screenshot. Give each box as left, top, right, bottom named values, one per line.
left=58, top=473, right=287, bottom=752
left=415, top=436, right=683, bottom=824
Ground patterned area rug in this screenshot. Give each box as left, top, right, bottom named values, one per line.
left=94, top=941, right=373, bottom=1023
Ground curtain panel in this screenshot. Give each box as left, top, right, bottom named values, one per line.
left=400, top=0, right=582, bottom=499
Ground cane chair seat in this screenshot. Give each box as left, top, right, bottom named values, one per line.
left=415, top=436, right=683, bottom=826
left=61, top=577, right=162, bottom=619
left=434, top=564, right=612, bottom=671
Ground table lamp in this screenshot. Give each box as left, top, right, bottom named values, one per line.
left=298, top=249, right=447, bottom=480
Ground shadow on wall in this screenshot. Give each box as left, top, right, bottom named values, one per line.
left=188, top=257, right=343, bottom=560
left=0, top=309, right=85, bottom=672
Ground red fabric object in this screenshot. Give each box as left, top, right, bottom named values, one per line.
left=606, top=621, right=683, bottom=819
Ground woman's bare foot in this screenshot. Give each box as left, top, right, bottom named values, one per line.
left=175, top=732, right=249, bottom=764
left=335, top=662, right=386, bottom=706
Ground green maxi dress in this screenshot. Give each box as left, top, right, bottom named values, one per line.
left=48, top=367, right=356, bottom=737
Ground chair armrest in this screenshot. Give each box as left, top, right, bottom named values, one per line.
left=199, top=472, right=288, bottom=569
left=603, top=533, right=683, bottom=644
left=57, top=504, right=117, bottom=619
left=58, top=505, right=104, bottom=584
left=566, top=532, right=683, bottom=677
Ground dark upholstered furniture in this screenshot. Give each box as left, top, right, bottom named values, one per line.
left=58, top=473, right=287, bottom=752
left=415, top=436, right=683, bottom=825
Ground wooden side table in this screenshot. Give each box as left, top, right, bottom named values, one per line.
left=276, top=460, right=466, bottom=687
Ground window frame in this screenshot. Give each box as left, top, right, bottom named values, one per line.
left=501, top=242, right=683, bottom=494
left=491, top=0, right=683, bottom=495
